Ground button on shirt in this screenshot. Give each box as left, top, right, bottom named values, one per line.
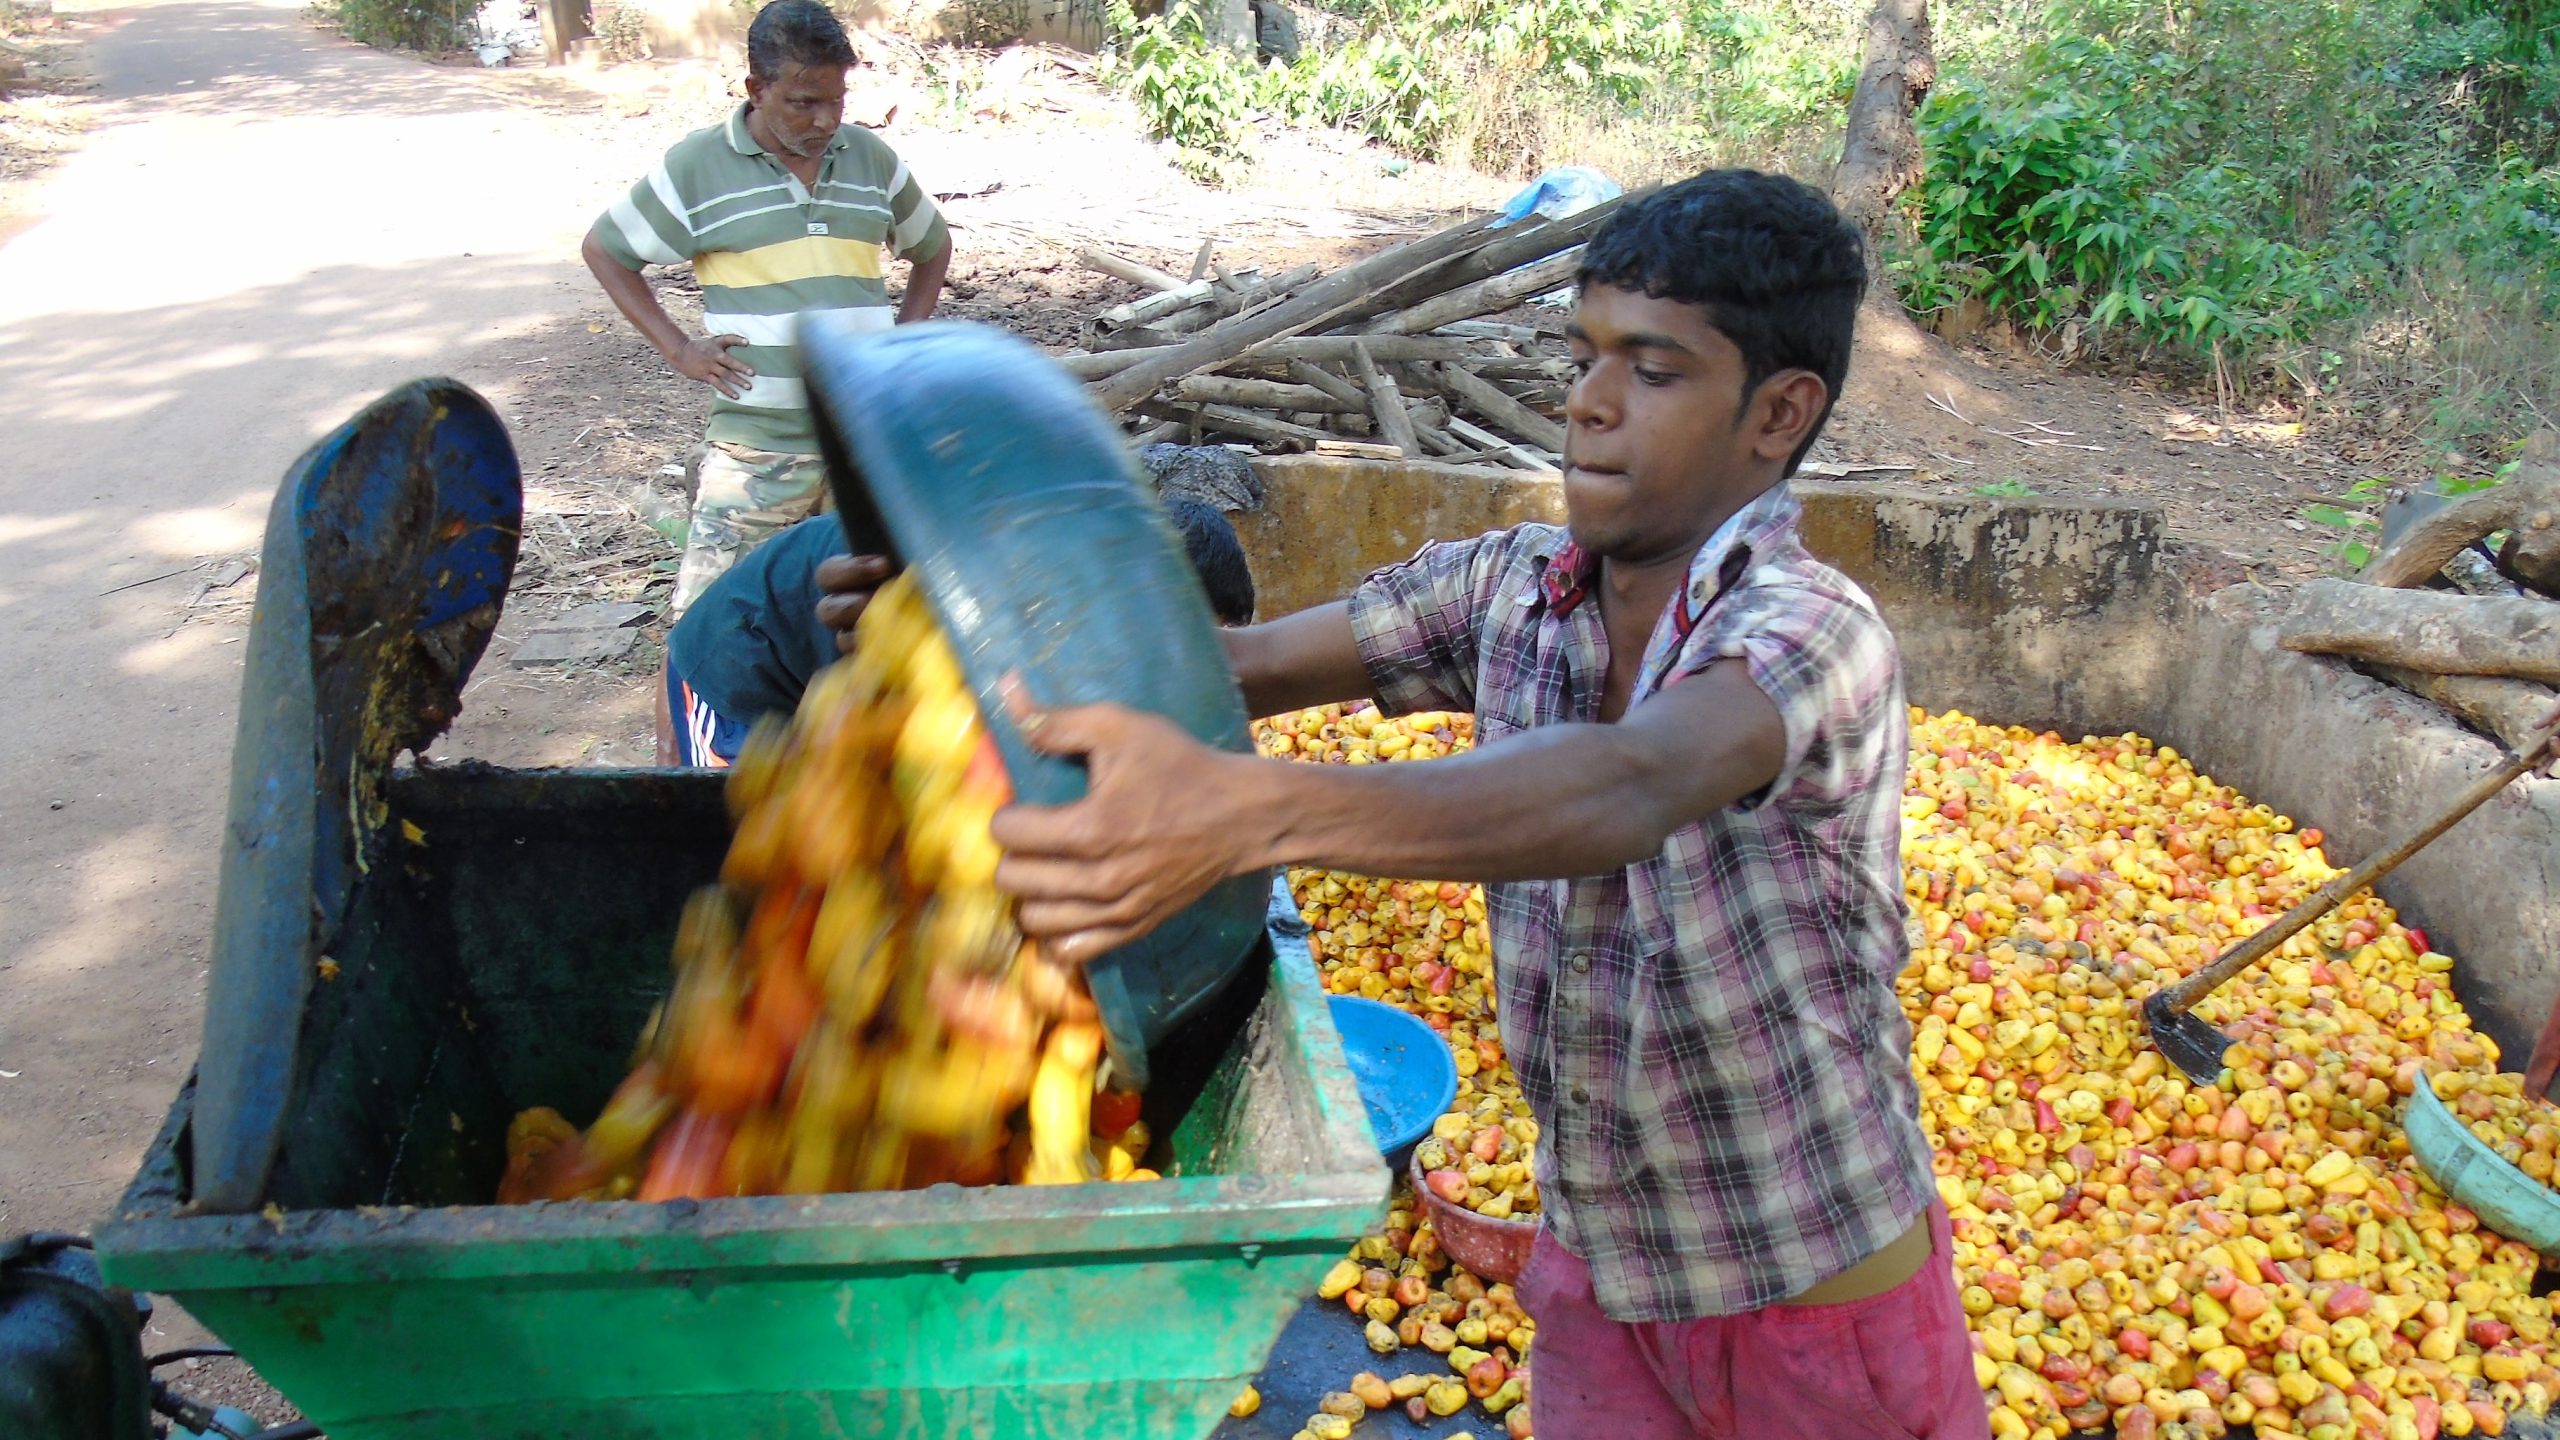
left=1346, top=484, right=1935, bottom=1321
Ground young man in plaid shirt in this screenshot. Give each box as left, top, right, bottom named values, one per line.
left=850, top=170, right=1984, bottom=1437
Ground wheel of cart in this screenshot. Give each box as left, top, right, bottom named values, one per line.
left=87, top=331, right=1390, bottom=1440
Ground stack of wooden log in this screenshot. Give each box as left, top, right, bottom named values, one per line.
left=1054, top=200, right=1622, bottom=471
left=2278, top=433, right=2560, bottom=752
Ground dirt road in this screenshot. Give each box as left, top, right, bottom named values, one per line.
left=0, top=0, right=641, bottom=1238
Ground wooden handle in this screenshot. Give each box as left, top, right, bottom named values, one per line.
left=2156, top=714, right=2560, bottom=1015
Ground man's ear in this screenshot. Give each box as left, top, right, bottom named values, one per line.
left=1746, top=369, right=1831, bottom=465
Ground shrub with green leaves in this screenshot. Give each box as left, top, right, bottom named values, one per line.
left=1896, top=0, right=2557, bottom=443
left=1266, top=31, right=1447, bottom=153
left=312, top=0, right=474, bottom=51
left=1115, top=7, right=1261, bottom=179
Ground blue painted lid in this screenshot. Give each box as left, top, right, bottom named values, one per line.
left=192, top=380, right=521, bottom=1212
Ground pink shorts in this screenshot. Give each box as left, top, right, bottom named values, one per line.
left=1515, top=1203, right=1992, bottom=1440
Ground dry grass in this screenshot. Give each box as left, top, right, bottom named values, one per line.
left=1437, top=64, right=1840, bottom=190
left=2314, top=257, right=2560, bottom=455
left=0, top=3, right=92, bottom=216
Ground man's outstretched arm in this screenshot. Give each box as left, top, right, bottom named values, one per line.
left=1221, top=602, right=1375, bottom=718
left=991, top=661, right=1786, bottom=964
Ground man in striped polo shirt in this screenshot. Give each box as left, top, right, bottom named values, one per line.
left=582, top=0, right=950, bottom=616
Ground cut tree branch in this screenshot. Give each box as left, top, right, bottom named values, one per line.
left=1349, top=342, right=1422, bottom=459
left=1173, top=375, right=1366, bottom=415
left=1283, top=360, right=1373, bottom=411
left=2358, top=459, right=2560, bottom=592
left=1337, top=198, right=1628, bottom=328
left=1076, top=248, right=1188, bottom=293
left=1359, top=249, right=1584, bottom=337
left=1433, top=362, right=1569, bottom=453
left=2365, top=665, right=2560, bottom=756
left=1089, top=215, right=1503, bottom=413
left=1059, top=334, right=1483, bottom=380
left=2279, top=578, right=2560, bottom=685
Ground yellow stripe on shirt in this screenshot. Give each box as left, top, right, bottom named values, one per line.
left=695, top=235, right=887, bottom=288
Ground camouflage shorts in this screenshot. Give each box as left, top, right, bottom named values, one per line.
left=670, top=441, right=831, bottom=616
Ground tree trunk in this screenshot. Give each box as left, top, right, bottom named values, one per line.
left=1829, top=0, right=1937, bottom=236
left=2278, top=579, right=2560, bottom=685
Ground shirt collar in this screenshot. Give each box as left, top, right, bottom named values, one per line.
left=725, top=104, right=861, bottom=159
left=1537, top=482, right=1802, bottom=620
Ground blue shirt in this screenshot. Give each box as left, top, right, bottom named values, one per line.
left=665, top=515, right=846, bottom=722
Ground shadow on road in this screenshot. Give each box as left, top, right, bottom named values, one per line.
left=0, top=250, right=603, bottom=1238
left=91, top=0, right=601, bottom=121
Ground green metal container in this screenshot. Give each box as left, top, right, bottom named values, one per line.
left=95, top=767, right=1387, bottom=1439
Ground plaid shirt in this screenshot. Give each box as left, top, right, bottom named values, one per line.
left=1348, top=484, right=1934, bottom=1321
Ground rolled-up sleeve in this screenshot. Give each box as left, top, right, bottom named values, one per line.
left=1676, top=571, right=1900, bottom=811
left=1347, top=529, right=1541, bottom=717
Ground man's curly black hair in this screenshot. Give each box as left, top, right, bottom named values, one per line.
left=1578, top=169, right=1867, bottom=473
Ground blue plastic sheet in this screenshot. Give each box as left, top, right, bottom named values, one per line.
left=1491, top=165, right=1623, bottom=228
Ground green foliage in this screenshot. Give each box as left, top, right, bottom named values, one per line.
left=1972, top=478, right=2040, bottom=497
left=1413, top=0, right=1686, bottom=106
left=1894, top=0, right=2558, bottom=444
left=1264, top=31, right=1448, bottom=153
left=1116, top=8, right=1261, bottom=181
left=597, top=6, right=652, bottom=62
left=1098, top=0, right=2551, bottom=450
left=1899, top=40, right=2361, bottom=359
left=2302, top=476, right=2388, bottom=570
left=1106, top=0, right=1882, bottom=178
left=311, top=0, right=473, bottom=51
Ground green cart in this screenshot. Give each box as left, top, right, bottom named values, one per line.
left=93, top=365, right=1389, bottom=1439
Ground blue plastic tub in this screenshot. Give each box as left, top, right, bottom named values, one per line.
left=2405, top=1067, right=2560, bottom=1259
left=1326, top=996, right=1459, bottom=1170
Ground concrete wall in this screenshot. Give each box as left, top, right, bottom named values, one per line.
left=1230, top=456, right=2560, bottom=1062
left=1232, top=456, right=1567, bottom=620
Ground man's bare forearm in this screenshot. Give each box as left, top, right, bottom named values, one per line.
left=1235, top=660, right=1785, bottom=882
left=1222, top=603, right=1375, bottom=718
left=583, top=233, right=688, bottom=361
left=898, top=244, right=952, bottom=324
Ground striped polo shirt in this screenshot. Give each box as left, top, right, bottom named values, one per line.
left=592, top=104, right=950, bottom=454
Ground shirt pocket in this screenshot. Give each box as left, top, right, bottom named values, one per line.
left=1475, top=699, right=1530, bottom=745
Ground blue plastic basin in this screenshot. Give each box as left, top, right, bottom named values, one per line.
left=2405, top=1066, right=2560, bottom=1259
left=1326, top=996, right=1459, bottom=1169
